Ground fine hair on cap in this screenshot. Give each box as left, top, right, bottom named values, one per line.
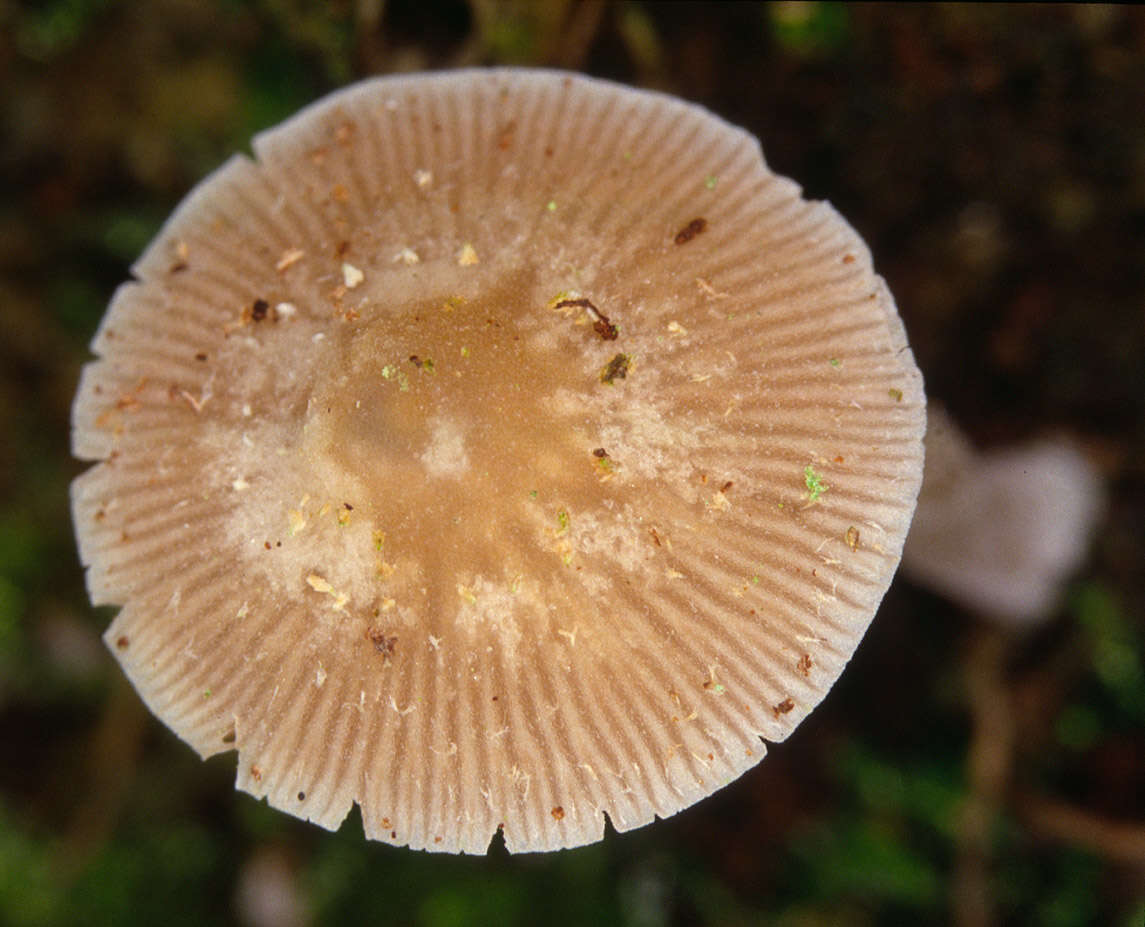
left=72, top=69, right=926, bottom=853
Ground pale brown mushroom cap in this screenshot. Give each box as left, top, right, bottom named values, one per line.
left=71, top=69, right=925, bottom=853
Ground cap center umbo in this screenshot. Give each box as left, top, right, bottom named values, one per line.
left=299, top=271, right=630, bottom=633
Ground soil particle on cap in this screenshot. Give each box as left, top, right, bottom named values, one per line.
left=674, top=217, right=707, bottom=244
left=342, top=263, right=364, bottom=288
left=552, top=297, right=619, bottom=340
left=367, top=629, right=397, bottom=660
left=702, top=667, right=725, bottom=694
left=276, top=248, right=305, bottom=272
left=600, top=353, right=631, bottom=384
left=592, top=448, right=616, bottom=478
left=168, top=239, right=190, bottom=274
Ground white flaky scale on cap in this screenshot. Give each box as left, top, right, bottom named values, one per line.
left=70, top=69, right=926, bottom=853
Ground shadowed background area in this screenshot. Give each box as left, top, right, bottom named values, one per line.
left=1, top=2, right=1143, bottom=925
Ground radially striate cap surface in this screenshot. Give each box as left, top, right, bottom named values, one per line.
left=71, top=69, right=926, bottom=853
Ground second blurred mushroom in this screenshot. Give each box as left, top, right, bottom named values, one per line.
left=902, top=404, right=1103, bottom=627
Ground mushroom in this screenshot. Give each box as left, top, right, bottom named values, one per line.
left=900, top=405, right=1104, bottom=926
left=71, top=69, right=925, bottom=853
left=902, top=404, right=1103, bottom=626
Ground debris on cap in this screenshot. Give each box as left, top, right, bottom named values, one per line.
left=70, top=69, right=926, bottom=854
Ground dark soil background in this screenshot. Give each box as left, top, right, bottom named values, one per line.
left=1, top=3, right=1143, bottom=925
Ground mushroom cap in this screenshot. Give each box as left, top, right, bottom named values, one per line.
left=71, top=69, right=925, bottom=853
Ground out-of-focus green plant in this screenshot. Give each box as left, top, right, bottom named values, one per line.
left=767, top=2, right=850, bottom=58
left=13, top=0, right=109, bottom=61
left=0, top=802, right=61, bottom=927
left=783, top=742, right=956, bottom=916
left=1074, top=582, right=1145, bottom=721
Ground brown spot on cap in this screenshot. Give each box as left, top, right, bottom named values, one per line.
left=674, top=217, right=707, bottom=245
left=366, top=629, right=397, bottom=659
left=71, top=69, right=924, bottom=856
left=600, top=353, right=630, bottom=384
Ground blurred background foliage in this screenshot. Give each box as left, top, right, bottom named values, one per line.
left=1, top=2, right=1143, bottom=925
